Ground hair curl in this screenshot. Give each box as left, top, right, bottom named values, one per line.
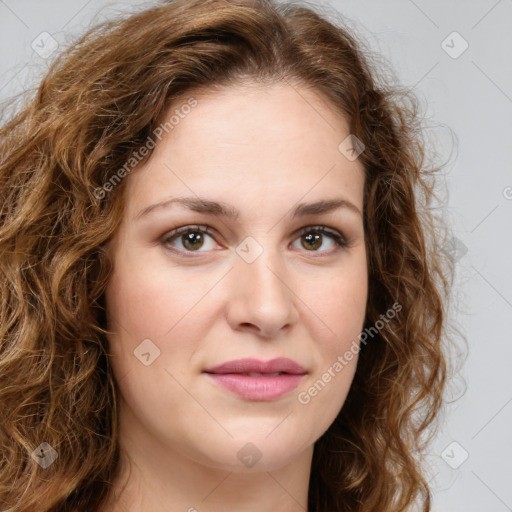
left=0, top=1, right=455, bottom=510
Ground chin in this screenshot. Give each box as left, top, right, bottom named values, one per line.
left=189, top=436, right=311, bottom=473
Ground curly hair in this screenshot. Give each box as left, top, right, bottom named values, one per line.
left=0, top=0, right=455, bottom=510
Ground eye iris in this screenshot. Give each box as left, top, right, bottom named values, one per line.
left=302, top=232, right=322, bottom=250
left=183, top=231, right=204, bottom=250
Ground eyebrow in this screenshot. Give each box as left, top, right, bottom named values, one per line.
left=135, top=196, right=362, bottom=221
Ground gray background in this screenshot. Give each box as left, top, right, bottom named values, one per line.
left=1, top=0, right=511, bottom=510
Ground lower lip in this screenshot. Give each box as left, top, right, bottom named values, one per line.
left=205, top=373, right=305, bottom=401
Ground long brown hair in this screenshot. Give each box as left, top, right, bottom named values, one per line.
left=0, top=1, right=454, bottom=510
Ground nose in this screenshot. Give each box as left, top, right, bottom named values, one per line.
left=225, top=246, right=300, bottom=339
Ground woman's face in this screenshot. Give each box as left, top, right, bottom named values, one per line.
left=104, top=82, right=368, bottom=473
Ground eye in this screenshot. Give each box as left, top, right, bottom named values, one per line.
left=161, top=224, right=349, bottom=257
left=161, top=225, right=218, bottom=256
left=291, top=225, right=349, bottom=254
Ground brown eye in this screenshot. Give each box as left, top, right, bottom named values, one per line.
left=293, top=226, right=348, bottom=254
left=181, top=231, right=205, bottom=250
left=301, top=232, right=323, bottom=250
left=162, top=226, right=217, bottom=254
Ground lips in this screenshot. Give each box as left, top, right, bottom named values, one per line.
left=203, top=357, right=306, bottom=375
left=203, top=358, right=307, bottom=401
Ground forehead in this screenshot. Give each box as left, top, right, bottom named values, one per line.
left=124, top=82, right=364, bottom=217
left=168, top=81, right=352, bottom=146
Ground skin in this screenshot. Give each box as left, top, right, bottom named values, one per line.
left=102, top=81, right=368, bottom=512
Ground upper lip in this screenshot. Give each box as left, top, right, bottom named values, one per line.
left=203, top=357, right=307, bottom=375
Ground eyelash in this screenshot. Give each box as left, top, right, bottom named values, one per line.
left=161, top=224, right=349, bottom=258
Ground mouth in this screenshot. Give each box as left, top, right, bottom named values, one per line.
left=203, top=358, right=307, bottom=401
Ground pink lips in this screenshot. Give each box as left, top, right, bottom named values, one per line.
left=203, top=357, right=307, bottom=401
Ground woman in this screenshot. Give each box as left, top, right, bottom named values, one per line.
left=0, top=0, right=454, bottom=510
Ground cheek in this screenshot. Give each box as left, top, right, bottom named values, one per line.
left=103, top=263, right=203, bottom=411
left=294, top=271, right=366, bottom=440
left=300, top=275, right=366, bottom=403
left=105, top=255, right=204, bottom=341
left=103, top=255, right=225, bottom=388
left=304, top=262, right=368, bottom=354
